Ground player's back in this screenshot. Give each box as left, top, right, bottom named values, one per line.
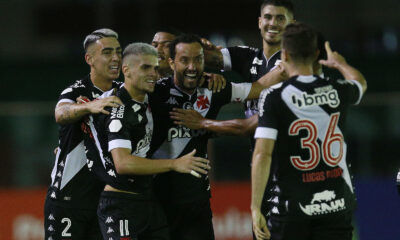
left=257, top=75, right=363, bottom=218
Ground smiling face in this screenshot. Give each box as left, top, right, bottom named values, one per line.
left=258, top=4, right=293, bottom=46
left=85, top=37, right=122, bottom=81
left=169, top=42, right=204, bottom=95
left=123, top=54, right=159, bottom=94
left=152, top=32, right=176, bottom=77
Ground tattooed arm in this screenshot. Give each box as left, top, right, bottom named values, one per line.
left=55, top=96, right=122, bottom=125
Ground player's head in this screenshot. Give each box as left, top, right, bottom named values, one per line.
left=122, top=43, right=159, bottom=93
left=314, top=31, right=327, bottom=75
left=83, top=28, right=122, bottom=81
left=259, top=0, right=295, bottom=47
left=168, top=34, right=204, bottom=95
left=281, top=23, right=318, bottom=67
left=151, top=28, right=182, bottom=78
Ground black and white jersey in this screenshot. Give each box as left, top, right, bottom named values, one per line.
left=84, top=86, right=154, bottom=193
left=221, top=46, right=281, bottom=118
left=149, top=77, right=252, bottom=204
left=47, top=75, right=121, bottom=208
left=255, top=75, right=364, bottom=219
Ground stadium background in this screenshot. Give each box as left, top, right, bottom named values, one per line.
left=0, top=0, right=399, bottom=239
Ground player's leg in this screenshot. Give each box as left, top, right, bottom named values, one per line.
left=167, top=199, right=215, bottom=240
left=84, top=208, right=103, bottom=240
left=97, top=191, right=152, bottom=240
left=44, top=197, right=93, bottom=239
left=268, top=216, right=311, bottom=240
left=311, top=212, right=353, bottom=240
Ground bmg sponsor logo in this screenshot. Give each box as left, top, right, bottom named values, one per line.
left=167, top=127, right=207, bottom=141
left=299, top=190, right=346, bottom=216
left=292, top=89, right=340, bottom=108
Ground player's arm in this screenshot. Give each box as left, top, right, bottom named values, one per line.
left=170, top=109, right=258, bottom=136
left=319, top=41, right=367, bottom=93
left=111, top=148, right=210, bottom=177
left=251, top=138, right=275, bottom=240
left=55, top=96, right=122, bottom=125
left=202, top=38, right=224, bottom=71
left=246, top=66, right=287, bottom=100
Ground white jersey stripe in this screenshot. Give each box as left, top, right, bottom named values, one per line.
left=60, top=141, right=87, bottom=190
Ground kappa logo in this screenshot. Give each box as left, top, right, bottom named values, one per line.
left=166, top=97, right=179, bottom=105
left=48, top=214, right=55, bottom=221
left=108, top=169, right=116, bottom=177
left=106, top=216, right=114, bottom=223
left=57, top=171, right=62, bottom=177
left=50, top=192, right=56, bottom=199
left=53, top=181, right=59, bottom=189
left=87, top=159, right=94, bottom=170
left=292, top=89, right=340, bottom=108
left=196, top=95, right=210, bottom=110
left=48, top=237, right=54, bottom=240
left=250, top=66, right=257, bottom=75
left=48, top=225, right=54, bottom=232
left=299, top=190, right=346, bottom=216
left=107, top=227, right=114, bottom=233
left=252, top=57, right=263, bottom=65
left=59, top=161, right=64, bottom=167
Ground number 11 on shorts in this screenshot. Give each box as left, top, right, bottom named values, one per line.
left=120, top=219, right=130, bottom=237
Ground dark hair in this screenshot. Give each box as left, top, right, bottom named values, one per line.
left=282, top=23, right=318, bottom=63
left=155, top=27, right=183, bottom=37
left=316, top=31, right=327, bottom=61
left=83, top=28, right=118, bottom=52
left=261, top=0, right=294, bottom=16
left=168, top=34, right=203, bottom=60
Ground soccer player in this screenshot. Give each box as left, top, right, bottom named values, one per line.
left=251, top=23, right=367, bottom=240
left=149, top=34, right=270, bottom=240
left=84, top=43, right=210, bottom=240
left=44, top=28, right=123, bottom=239
left=202, top=0, right=295, bottom=137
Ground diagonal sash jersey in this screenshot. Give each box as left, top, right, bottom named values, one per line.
left=222, top=46, right=281, bottom=118
left=47, top=75, right=121, bottom=208
left=84, top=86, right=154, bottom=194
left=149, top=77, right=252, bottom=204
left=255, top=75, right=364, bottom=219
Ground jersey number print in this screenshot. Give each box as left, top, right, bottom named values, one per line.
left=288, top=113, right=344, bottom=171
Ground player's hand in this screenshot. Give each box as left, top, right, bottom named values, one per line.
left=170, top=108, right=205, bottom=129
left=252, top=209, right=270, bottom=240
left=174, top=149, right=211, bottom=177
left=204, top=72, right=226, bottom=93
left=86, top=96, right=122, bottom=115
left=319, top=41, right=347, bottom=69
left=201, top=38, right=223, bottom=51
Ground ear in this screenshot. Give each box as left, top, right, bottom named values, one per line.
left=168, top=58, right=175, bottom=71
left=85, top=53, right=92, bottom=66
left=258, top=16, right=262, bottom=30
left=122, top=64, right=130, bottom=78
left=281, top=49, right=289, bottom=62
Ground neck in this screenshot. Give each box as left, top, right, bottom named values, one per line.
left=90, top=70, right=113, bottom=91
left=125, top=85, right=146, bottom=103
left=263, top=41, right=281, bottom=59
left=287, top=63, right=314, bottom=77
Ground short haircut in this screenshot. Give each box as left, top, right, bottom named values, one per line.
left=168, top=34, right=203, bottom=60
left=316, top=31, right=327, bottom=61
left=83, top=28, right=118, bottom=52
left=282, top=23, right=318, bottom=63
left=122, top=43, right=158, bottom=63
left=260, top=0, right=294, bottom=16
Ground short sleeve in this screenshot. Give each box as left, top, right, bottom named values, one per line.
left=224, top=46, right=258, bottom=80
left=334, top=79, right=364, bottom=105
left=106, top=106, right=134, bottom=152
left=254, top=88, right=279, bottom=140
left=56, top=86, right=81, bottom=106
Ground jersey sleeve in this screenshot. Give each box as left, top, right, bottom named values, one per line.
left=254, top=88, right=279, bottom=140
left=56, top=85, right=82, bottom=106
left=222, top=46, right=257, bottom=80
left=106, top=106, right=134, bottom=152
left=334, top=79, right=364, bottom=105
left=230, top=82, right=252, bottom=103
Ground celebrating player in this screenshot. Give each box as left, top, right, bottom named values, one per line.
left=251, top=23, right=367, bottom=240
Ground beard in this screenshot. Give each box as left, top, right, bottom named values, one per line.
left=174, top=70, right=202, bottom=94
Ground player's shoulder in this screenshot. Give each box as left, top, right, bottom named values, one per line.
left=60, top=76, right=91, bottom=95
left=228, top=45, right=260, bottom=54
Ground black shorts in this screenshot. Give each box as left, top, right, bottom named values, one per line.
left=44, top=197, right=101, bottom=240
left=267, top=212, right=353, bottom=240
left=161, top=199, right=215, bottom=240
left=97, top=191, right=169, bottom=240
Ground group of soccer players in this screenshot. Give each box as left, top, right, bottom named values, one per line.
left=43, top=0, right=367, bottom=239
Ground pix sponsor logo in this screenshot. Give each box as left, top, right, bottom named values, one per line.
left=167, top=127, right=207, bottom=141
left=134, top=131, right=152, bottom=155
left=292, top=89, right=340, bottom=108
left=299, top=190, right=346, bottom=216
